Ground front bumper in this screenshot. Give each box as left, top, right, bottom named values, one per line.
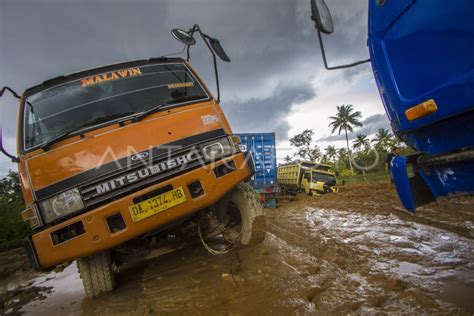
left=310, top=182, right=338, bottom=194
left=391, top=148, right=474, bottom=212
left=30, top=153, right=252, bottom=269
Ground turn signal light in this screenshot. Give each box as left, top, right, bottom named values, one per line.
left=405, top=99, right=437, bottom=121
left=230, top=135, right=241, bottom=144
left=229, top=135, right=242, bottom=152
left=21, top=205, right=41, bottom=229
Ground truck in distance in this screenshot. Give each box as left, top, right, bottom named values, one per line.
left=278, top=161, right=338, bottom=196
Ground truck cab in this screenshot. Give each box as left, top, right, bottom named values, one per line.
left=1, top=56, right=266, bottom=297
left=301, top=169, right=338, bottom=195
left=278, top=161, right=338, bottom=196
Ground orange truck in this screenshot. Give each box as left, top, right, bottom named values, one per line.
left=0, top=26, right=266, bottom=297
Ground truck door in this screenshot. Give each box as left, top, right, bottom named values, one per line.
left=301, top=172, right=311, bottom=194
left=368, top=0, right=474, bottom=153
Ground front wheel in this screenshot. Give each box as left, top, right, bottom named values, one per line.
left=217, top=183, right=266, bottom=246
left=77, top=251, right=115, bottom=298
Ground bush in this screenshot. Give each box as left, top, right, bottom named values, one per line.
left=0, top=171, right=29, bottom=248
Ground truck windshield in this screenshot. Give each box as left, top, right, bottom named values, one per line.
left=23, top=63, right=209, bottom=150
left=312, top=172, right=335, bottom=182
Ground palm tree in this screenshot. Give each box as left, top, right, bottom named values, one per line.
left=371, top=128, right=394, bottom=151
left=324, top=145, right=337, bottom=164
left=337, top=148, right=348, bottom=160
left=336, top=148, right=348, bottom=170
left=284, top=155, right=292, bottom=163
left=328, top=104, right=363, bottom=174
left=353, top=134, right=370, bottom=151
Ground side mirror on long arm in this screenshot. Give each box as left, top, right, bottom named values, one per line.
left=0, top=86, right=20, bottom=163
left=311, top=0, right=334, bottom=34
left=310, top=0, right=370, bottom=70
left=171, top=25, right=231, bottom=103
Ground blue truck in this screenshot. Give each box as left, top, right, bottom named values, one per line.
left=237, top=133, right=278, bottom=208
left=310, top=0, right=474, bottom=212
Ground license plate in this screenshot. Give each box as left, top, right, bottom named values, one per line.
left=128, top=187, right=187, bottom=222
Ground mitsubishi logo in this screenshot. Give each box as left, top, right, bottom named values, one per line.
left=131, top=152, right=149, bottom=161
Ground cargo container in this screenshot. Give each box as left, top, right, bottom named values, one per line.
left=278, top=161, right=337, bottom=196
left=236, top=133, right=277, bottom=208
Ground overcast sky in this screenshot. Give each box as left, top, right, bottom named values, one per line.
left=0, top=0, right=390, bottom=176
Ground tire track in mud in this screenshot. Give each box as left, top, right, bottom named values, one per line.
left=68, top=203, right=474, bottom=314
left=265, top=211, right=389, bottom=314
left=264, top=205, right=473, bottom=314
left=120, top=247, right=280, bottom=314
left=3, top=184, right=472, bottom=314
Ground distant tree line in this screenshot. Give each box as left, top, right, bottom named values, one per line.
left=0, top=171, right=29, bottom=250
left=286, top=104, right=413, bottom=177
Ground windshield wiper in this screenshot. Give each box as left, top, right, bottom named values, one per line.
left=132, top=103, right=168, bottom=122
left=41, top=111, right=135, bottom=151
left=133, top=96, right=207, bottom=122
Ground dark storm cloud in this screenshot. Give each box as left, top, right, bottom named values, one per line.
left=225, top=83, right=316, bottom=141
left=317, top=114, right=391, bottom=142
left=0, top=0, right=368, bottom=102
left=0, top=0, right=368, bottom=173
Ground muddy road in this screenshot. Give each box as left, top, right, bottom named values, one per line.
left=1, top=183, right=473, bottom=315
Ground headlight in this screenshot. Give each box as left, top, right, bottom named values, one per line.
left=40, top=188, right=84, bottom=223
left=201, top=137, right=233, bottom=161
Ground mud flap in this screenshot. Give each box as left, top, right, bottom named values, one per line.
left=23, top=237, right=45, bottom=271
left=391, top=155, right=436, bottom=213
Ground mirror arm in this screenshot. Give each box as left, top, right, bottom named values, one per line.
left=0, top=128, right=19, bottom=163
left=0, top=87, right=21, bottom=163
left=1, top=147, right=19, bottom=163
left=186, top=44, right=191, bottom=61
left=190, top=24, right=223, bottom=103
left=317, top=31, right=371, bottom=70
left=211, top=52, right=221, bottom=103
left=199, top=33, right=222, bottom=103
left=0, top=86, right=21, bottom=99
left=185, top=25, right=200, bottom=61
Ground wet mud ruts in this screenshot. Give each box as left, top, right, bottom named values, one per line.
left=0, top=183, right=472, bottom=314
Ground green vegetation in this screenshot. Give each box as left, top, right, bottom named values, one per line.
left=0, top=171, right=29, bottom=251
left=372, top=128, right=396, bottom=151
left=323, top=145, right=337, bottom=165
left=328, top=104, right=363, bottom=174
left=353, top=134, right=370, bottom=151
left=289, top=129, right=321, bottom=161
left=338, top=170, right=391, bottom=184
left=287, top=106, right=416, bottom=184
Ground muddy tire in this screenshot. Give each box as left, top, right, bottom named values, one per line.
left=218, top=182, right=266, bottom=246
left=77, top=251, right=115, bottom=298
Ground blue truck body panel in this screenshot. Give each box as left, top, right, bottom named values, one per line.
left=369, top=0, right=474, bottom=143
left=367, top=0, right=474, bottom=212
left=236, top=133, right=277, bottom=208
left=237, top=133, right=277, bottom=189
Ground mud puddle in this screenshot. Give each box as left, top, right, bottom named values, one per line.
left=303, top=207, right=474, bottom=313
left=1, top=262, right=84, bottom=315
left=0, top=183, right=472, bottom=314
